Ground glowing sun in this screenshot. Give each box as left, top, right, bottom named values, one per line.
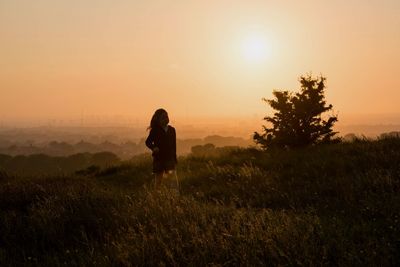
left=241, top=33, right=270, bottom=63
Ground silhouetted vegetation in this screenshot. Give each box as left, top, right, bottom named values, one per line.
left=0, top=138, right=399, bottom=266
left=0, top=152, right=121, bottom=176
left=380, top=131, right=400, bottom=139
left=254, top=74, right=338, bottom=149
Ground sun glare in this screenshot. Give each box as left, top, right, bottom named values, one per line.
left=241, top=33, right=270, bottom=63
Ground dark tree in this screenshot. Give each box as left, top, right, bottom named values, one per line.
left=254, top=74, right=338, bottom=149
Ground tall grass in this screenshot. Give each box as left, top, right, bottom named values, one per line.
left=0, top=138, right=399, bottom=266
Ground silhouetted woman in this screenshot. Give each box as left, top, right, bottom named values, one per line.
left=145, top=108, right=178, bottom=188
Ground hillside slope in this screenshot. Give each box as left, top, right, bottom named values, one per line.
left=0, top=138, right=399, bottom=266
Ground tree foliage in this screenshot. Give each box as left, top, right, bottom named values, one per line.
left=254, top=74, right=338, bottom=149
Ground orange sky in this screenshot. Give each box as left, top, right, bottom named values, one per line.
left=1, top=0, right=400, bottom=126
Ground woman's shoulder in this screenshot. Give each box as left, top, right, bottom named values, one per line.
left=149, top=126, right=162, bottom=135
left=168, top=125, right=176, bottom=133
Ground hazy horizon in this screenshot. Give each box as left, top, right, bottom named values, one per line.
left=1, top=112, right=400, bottom=139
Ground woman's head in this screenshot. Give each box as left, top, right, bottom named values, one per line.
left=149, top=108, right=169, bottom=129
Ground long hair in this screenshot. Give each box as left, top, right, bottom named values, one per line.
left=148, top=108, right=168, bottom=130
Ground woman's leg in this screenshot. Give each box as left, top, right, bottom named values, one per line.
left=154, top=171, right=164, bottom=189
left=164, top=169, right=179, bottom=191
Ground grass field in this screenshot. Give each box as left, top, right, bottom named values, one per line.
left=1, top=138, right=399, bottom=266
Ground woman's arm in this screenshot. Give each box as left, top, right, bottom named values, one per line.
left=173, top=128, right=177, bottom=163
left=145, top=129, right=156, bottom=150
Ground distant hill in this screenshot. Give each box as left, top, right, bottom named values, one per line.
left=0, top=135, right=252, bottom=159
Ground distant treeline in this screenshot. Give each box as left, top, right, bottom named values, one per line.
left=342, top=131, right=400, bottom=142
left=0, top=142, right=246, bottom=177
left=0, top=135, right=252, bottom=159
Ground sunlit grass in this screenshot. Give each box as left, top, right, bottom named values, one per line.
left=0, top=138, right=399, bottom=266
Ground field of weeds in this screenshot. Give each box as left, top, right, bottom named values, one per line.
left=0, top=138, right=399, bottom=266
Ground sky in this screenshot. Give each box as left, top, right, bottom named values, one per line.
left=1, top=0, right=400, bottom=127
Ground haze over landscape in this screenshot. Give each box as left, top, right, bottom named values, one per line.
left=2, top=1, right=400, bottom=266
left=1, top=0, right=399, bottom=137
